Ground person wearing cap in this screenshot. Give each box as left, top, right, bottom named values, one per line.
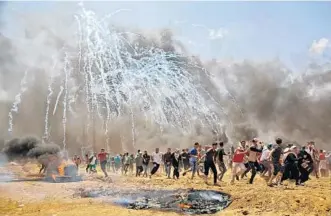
left=267, top=138, right=283, bottom=186
left=281, top=146, right=301, bottom=185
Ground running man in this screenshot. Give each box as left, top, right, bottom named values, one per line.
left=268, top=138, right=283, bottom=186
left=150, top=148, right=162, bottom=178
left=98, top=149, right=108, bottom=177
left=202, top=143, right=218, bottom=185
left=182, top=142, right=199, bottom=179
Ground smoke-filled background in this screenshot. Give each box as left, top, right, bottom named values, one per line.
left=0, top=2, right=330, bottom=154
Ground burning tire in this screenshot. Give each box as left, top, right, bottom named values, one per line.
left=46, top=162, right=82, bottom=183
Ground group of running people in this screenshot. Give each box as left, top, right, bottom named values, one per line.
left=75, top=138, right=330, bottom=186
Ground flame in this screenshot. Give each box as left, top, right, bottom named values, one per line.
left=57, top=160, right=67, bottom=176
left=179, top=203, right=192, bottom=209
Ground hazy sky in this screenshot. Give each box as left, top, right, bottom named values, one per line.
left=1, top=1, right=330, bottom=68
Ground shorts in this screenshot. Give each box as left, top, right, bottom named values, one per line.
left=272, top=162, right=281, bottom=175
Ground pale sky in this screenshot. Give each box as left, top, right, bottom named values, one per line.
left=1, top=1, right=330, bottom=69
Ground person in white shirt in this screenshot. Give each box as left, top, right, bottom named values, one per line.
left=89, top=153, right=97, bottom=173
left=260, top=144, right=272, bottom=177
left=150, top=148, right=162, bottom=178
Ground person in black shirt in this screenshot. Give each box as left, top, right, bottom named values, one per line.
left=297, top=146, right=313, bottom=184
left=202, top=143, right=218, bottom=185
left=164, top=148, right=172, bottom=179
left=171, top=149, right=182, bottom=179
left=268, top=138, right=283, bottom=186
left=181, top=149, right=190, bottom=170
left=142, top=151, right=150, bottom=177
left=281, top=146, right=300, bottom=185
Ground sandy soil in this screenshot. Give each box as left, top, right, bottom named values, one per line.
left=0, top=163, right=330, bottom=216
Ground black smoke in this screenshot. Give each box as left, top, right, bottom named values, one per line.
left=2, top=136, right=60, bottom=161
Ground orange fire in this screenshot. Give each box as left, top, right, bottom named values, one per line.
left=57, top=160, right=67, bottom=176
left=179, top=203, right=192, bottom=209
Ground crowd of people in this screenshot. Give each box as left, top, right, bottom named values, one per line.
left=73, top=138, right=331, bottom=187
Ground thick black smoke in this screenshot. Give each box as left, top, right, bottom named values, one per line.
left=2, top=136, right=60, bottom=161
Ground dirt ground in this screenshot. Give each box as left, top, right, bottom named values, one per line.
left=0, top=163, right=330, bottom=216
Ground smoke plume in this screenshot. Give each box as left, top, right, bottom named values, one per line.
left=2, top=136, right=60, bottom=161
left=0, top=3, right=330, bottom=154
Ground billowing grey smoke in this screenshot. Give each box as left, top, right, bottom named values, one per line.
left=0, top=4, right=330, bottom=153
left=208, top=60, right=331, bottom=148
left=2, top=136, right=60, bottom=161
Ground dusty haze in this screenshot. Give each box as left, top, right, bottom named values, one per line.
left=0, top=3, right=330, bottom=155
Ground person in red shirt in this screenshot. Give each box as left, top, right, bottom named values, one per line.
left=98, top=149, right=109, bottom=177
left=230, top=146, right=247, bottom=184
left=319, top=150, right=327, bottom=177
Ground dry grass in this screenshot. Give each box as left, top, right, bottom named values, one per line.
left=1, top=163, right=330, bottom=216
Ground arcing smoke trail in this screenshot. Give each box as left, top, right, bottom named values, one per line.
left=8, top=70, right=29, bottom=136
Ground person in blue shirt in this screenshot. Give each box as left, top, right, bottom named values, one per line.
left=114, top=154, right=121, bottom=173
left=182, top=142, right=199, bottom=179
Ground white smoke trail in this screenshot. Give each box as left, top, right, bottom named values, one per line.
left=62, top=51, right=72, bottom=150
left=53, top=86, right=64, bottom=116
left=43, top=59, right=58, bottom=142
left=8, top=70, right=29, bottom=136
